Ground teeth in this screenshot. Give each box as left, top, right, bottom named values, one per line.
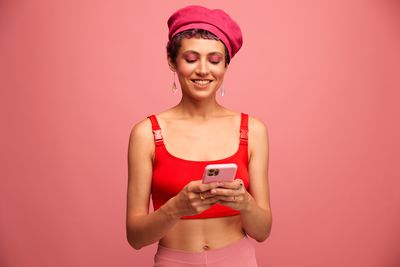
left=193, top=80, right=211, bottom=85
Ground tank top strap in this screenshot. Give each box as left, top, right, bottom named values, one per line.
left=240, top=113, right=248, bottom=145
left=147, top=115, right=164, bottom=146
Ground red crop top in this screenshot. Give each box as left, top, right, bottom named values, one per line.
left=148, top=113, right=250, bottom=219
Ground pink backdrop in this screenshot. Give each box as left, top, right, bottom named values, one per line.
left=1, top=0, right=399, bottom=266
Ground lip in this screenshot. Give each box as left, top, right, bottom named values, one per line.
left=190, top=79, right=213, bottom=89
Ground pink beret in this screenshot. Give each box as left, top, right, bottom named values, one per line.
left=167, top=5, right=243, bottom=59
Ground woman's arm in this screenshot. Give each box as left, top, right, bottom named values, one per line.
left=126, top=119, right=179, bottom=250
left=211, top=116, right=272, bottom=241
left=240, top=116, right=272, bottom=241
left=126, top=119, right=221, bottom=249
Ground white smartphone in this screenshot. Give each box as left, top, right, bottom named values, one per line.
left=202, top=163, right=238, bottom=184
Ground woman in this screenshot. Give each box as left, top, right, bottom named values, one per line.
left=126, top=5, right=272, bottom=267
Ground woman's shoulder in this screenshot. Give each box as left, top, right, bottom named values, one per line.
left=247, top=114, right=269, bottom=138
left=129, top=116, right=154, bottom=144
left=247, top=114, right=269, bottom=161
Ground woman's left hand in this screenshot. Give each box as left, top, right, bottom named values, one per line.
left=210, top=179, right=252, bottom=211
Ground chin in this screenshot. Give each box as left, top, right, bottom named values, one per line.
left=183, top=88, right=217, bottom=100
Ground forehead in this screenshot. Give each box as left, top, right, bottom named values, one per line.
left=179, top=38, right=225, bottom=55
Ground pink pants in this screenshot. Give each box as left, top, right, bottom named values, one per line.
left=153, top=236, right=258, bottom=267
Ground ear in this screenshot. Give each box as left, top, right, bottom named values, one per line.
left=167, top=56, right=177, bottom=72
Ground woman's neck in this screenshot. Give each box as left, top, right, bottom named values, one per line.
left=174, top=95, right=226, bottom=120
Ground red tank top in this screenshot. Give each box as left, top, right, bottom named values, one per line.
left=148, top=113, right=250, bottom=219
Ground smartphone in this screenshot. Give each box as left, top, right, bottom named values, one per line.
left=202, top=163, right=237, bottom=184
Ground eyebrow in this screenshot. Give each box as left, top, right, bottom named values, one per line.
left=182, top=50, right=224, bottom=56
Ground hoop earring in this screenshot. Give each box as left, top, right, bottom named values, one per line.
left=220, top=85, right=225, bottom=96
left=172, top=72, right=177, bottom=94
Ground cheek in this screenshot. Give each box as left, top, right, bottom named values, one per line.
left=177, top=66, right=194, bottom=76
left=175, top=59, right=195, bottom=76
left=210, top=66, right=227, bottom=78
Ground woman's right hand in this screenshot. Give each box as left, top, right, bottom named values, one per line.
left=162, top=180, right=222, bottom=218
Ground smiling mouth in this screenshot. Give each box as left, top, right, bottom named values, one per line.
left=191, top=79, right=213, bottom=87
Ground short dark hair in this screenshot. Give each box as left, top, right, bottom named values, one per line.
left=166, top=29, right=231, bottom=66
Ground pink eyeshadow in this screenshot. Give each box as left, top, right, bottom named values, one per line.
left=184, top=53, right=198, bottom=61
left=209, top=54, right=222, bottom=62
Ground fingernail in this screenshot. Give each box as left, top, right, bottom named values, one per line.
left=211, top=189, right=217, bottom=194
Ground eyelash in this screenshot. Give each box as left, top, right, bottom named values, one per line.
left=185, top=59, right=221, bottom=65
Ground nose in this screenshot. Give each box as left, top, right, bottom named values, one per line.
left=195, top=58, right=209, bottom=76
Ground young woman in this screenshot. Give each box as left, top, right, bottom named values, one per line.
left=126, top=5, right=272, bottom=266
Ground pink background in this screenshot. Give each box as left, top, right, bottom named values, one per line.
left=1, top=0, right=399, bottom=266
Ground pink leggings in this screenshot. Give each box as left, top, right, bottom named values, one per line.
left=153, top=236, right=258, bottom=267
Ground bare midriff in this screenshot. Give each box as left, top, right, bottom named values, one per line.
left=158, top=215, right=245, bottom=252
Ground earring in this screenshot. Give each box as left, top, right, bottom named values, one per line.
left=220, top=85, right=225, bottom=96
left=172, top=72, right=177, bottom=94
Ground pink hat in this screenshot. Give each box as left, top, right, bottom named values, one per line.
left=167, top=5, right=243, bottom=59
